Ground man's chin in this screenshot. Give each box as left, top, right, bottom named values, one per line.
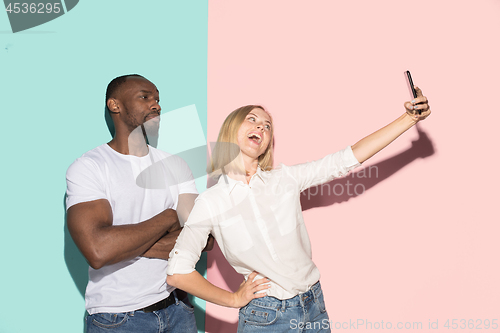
left=143, top=119, right=160, bottom=132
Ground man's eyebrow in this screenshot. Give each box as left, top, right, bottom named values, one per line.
left=138, top=89, right=159, bottom=98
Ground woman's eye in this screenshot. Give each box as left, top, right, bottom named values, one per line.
left=248, top=117, right=255, bottom=122
left=265, top=125, right=271, bottom=130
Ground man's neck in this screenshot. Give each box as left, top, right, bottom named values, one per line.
left=108, top=130, right=149, bottom=157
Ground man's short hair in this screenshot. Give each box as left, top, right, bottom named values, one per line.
left=105, top=74, right=145, bottom=104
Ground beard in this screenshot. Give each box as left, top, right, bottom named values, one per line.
left=141, top=116, right=160, bottom=147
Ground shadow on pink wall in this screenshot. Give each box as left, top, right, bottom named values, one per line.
left=205, top=125, right=434, bottom=332
left=302, top=124, right=435, bottom=210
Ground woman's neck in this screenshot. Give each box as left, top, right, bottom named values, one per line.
left=226, top=154, right=259, bottom=184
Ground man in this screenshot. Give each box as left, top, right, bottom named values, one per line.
left=66, top=74, right=212, bottom=332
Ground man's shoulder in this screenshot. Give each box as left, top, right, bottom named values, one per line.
left=148, top=145, right=172, bottom=158
left=66, top=144, right=109, bottom=176
left=149, top=146, right=194, bottom=173
left=79, top=144, right=110, bottom=160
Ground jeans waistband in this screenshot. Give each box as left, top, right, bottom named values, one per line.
left=247, top=281, right=322, bottom=311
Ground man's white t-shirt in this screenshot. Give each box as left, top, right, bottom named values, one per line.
left=66, top=144, right=197, bottom=314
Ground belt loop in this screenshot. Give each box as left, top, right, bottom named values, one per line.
left=172, top=289, right=179, bottom=305
left=281, top=300, right=286, bottom=312
left=312, top=281, right=320, bottom=300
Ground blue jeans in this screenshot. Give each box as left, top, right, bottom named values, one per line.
left=86, top=292, right=197, bottom=333
left=237, top=281, right=331, bottom=332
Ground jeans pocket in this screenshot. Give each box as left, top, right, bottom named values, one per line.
left=179, top=299, right=195, bottom=313
left=241, top=303, right=279, bottom=326
left=314, top=289, right=327, bottom=313
left=89, top=312, right=129, bottom=329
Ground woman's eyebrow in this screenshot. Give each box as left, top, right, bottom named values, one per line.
left=248, top=112, right=271, bottom=124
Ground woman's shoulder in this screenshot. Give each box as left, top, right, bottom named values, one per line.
left=197, top=181, right=229, bottom=201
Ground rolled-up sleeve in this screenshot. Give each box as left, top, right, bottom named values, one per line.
left=167, top=198, right=213, bottom=275
left=283, top=146, right=361, bottom=192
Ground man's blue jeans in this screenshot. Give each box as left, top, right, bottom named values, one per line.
left=86, top=293, right=197, bottom=333
left=237, top=281, right=331, bottom=332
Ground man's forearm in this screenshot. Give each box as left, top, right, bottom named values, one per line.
left=68, top=204, right=180, bottom=269
left=94, top=209, right=180, bottom=267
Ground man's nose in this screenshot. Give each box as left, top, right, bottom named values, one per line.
left=152, top=102, right=161, bottom=112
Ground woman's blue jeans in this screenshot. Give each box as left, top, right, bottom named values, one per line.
left=237, top=281, right=331, bottom=332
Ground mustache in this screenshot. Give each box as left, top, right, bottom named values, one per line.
left=145, top=111, right=161, bottom=118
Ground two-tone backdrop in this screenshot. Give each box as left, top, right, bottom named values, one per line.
left=1, top=1, right=499, bottom=332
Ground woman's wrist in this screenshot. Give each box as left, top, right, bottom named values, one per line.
left=403, top=111, right=419, bottom=126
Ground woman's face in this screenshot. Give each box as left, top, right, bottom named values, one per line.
left=236, top=108, right=272, bottom=162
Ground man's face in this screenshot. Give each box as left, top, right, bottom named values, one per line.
left=115, top=77, right=161, bottom=133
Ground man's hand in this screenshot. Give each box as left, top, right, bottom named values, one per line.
left=203, top=235, right=215, bottom=252
left=167, top=216, right=181, bottom=233
left=144, top=231, right=213, bottom=259
left=142, top=229, right=182, bottom=260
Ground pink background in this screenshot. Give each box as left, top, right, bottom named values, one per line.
left=205, top=1, right=500, bottom=332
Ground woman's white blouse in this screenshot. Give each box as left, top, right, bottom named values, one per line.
left=167, top=146, right=361, bottom=300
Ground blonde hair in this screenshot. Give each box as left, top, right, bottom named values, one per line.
left=209, top=105, right=274, bottom=177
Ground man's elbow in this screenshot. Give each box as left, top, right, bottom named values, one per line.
left=88, top=259, right=105, bottom=270
left=84, top=248, right=108, bottom=270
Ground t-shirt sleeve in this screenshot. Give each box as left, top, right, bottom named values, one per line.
left=66, top=157, right=107, bottom=210
left=159, top=154, right=198, bottom=195
left=176, top=158, right=197, bottom=195
left=283, top=145, right=361, bottom=192
left=167, top=198, right=212, bottom=275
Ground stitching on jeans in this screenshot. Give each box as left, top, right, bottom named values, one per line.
left=179, top=300, right=195, bottom=313
left=153, top=311, right=162, bottom=333
left=91, top=313, right=129, bottom=329
left=243, top=305, right=279, bottom=326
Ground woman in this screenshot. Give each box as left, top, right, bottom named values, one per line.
left=167, top=87, right=430, bottom=332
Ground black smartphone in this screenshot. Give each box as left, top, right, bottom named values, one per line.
left=405, top=70, right=420, bottom=114
left=405, top=70, right=417, bottom=98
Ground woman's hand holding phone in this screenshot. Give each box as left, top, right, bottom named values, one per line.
left=404, top=71, right=431, bottom=122
left=404, top=86, right=431, bottom=122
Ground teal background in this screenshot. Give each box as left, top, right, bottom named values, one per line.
left=0, top=1, right=208, bottom=332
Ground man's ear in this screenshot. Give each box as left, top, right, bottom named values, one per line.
left=107, top=98, right=120, bottom=114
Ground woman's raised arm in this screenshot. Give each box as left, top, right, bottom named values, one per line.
left=352, top=86, right=431, bottom=163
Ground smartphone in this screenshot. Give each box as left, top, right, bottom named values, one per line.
left=405, top=70, right=420, bottom=114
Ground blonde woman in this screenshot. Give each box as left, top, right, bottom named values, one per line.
left=167, top=88, right=430, bottom=332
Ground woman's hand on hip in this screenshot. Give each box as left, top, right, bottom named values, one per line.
left=231, top=271, right=270, bottom=308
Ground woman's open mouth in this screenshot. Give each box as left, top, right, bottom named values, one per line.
left=247, top=132, right=262, bottom=144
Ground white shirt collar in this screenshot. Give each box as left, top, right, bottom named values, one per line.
left=217, top=166, right=267, bottom=194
